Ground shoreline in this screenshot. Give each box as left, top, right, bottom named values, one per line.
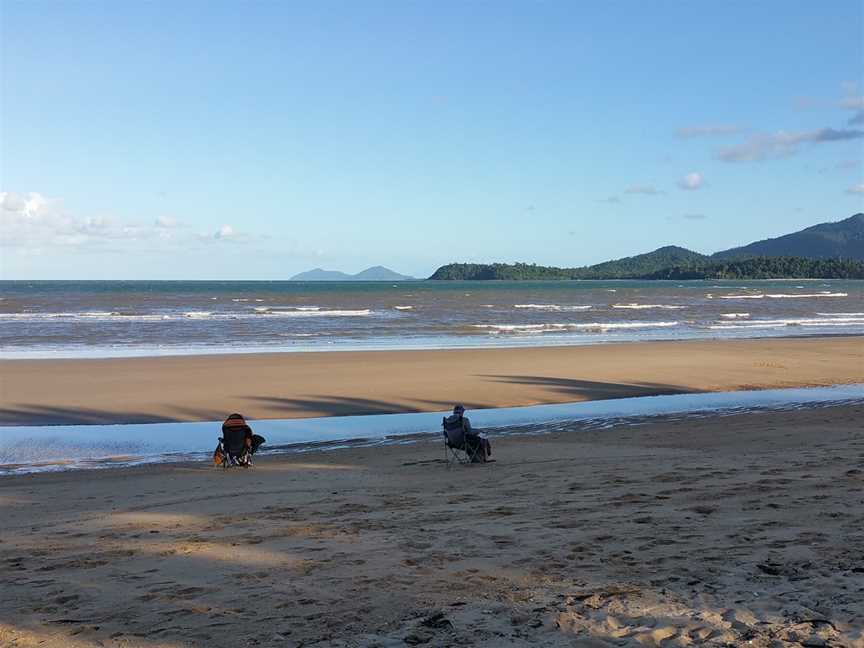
left=1, top=404, right=862, bottom=646
left=2, top=330, right=863, bottom=361
left=1, top=335, right=861, bottom=426
left=3, top=384, right=861, bottom=476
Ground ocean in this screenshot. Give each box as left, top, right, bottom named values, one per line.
left=1, top=279, right=862, bottom=358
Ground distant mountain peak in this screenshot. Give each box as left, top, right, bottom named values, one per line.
left=290, top=266, right=415, bottom=281
left=352, top=266, right=416, bottom=281
left=653, top=245, right=698, bottom=253
left=587, top=245, right=707, bottom=275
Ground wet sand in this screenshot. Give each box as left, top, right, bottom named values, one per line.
left=1, top=404, right=862, bottom=647
left=1, top=336, right=862, bottom=425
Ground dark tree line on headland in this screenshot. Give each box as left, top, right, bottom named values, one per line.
left=429, top=257, right=864, bottom=280
left=429, top=214, right=864, bottom=280
left=645, top=257, right=864, bottom=280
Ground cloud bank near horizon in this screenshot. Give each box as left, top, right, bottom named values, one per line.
left=0, top=191, right=246, bottom=253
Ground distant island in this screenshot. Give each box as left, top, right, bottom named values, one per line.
left=290, top=265, right=416, bottom=281
left=430, top=213, right=864, bottom=280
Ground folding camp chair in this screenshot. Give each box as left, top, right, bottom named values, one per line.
left=218, top=425, right=252, bottom=468
left=442, top=415, right=484, bottom=467
left=216, top=413, right=261, bottom=469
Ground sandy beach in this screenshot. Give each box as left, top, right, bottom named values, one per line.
left=1, top=336, right=862, bottom=425
left=1, top=403, right=862, bottom=647
left=4, top=1, right=862, bottom=645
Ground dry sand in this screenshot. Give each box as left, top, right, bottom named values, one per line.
left=1, top=404, right=863, bottom=647
left=1, top=336, right=862, bottom=425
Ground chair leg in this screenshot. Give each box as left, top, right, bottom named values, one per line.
left=446, top=445, right=464, bottom=467
left=466, top=441, right=484, bottom=464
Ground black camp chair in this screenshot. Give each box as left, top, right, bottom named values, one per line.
left=443, top=415, right=483, bottom=467
left=218, top=425, right=252, bottom=468
left=217, top=414, right=265, bottom=468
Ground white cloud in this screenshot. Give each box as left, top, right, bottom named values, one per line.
left=624, top=185, right=664, bottom=196
left=1, top=191, right=53, bottom=217
left=675, top=125, right=741, bottom=138
left=682, top=213, right=707, bottom=220
left=1, top=192, right=26, bottom=212
left=846, top=183, right=864, bottom=195
left=678, top=172, right=704, bottom=190
left=717, top=128, right=864, bottom=162
left=155, top=216, right=177, bottom=228
left=214, top=225, right=236, bottom=239
left=0, top=190, right=217, bottom=251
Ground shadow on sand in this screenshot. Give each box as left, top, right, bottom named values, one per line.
left=0, top=377, right=691, bottom=425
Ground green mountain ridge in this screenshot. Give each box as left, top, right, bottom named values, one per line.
left=585, top=245, right=709, bottom=277
left=712, top=213, right=864, bottom=261
left=429, top=214, right=864, bottom=280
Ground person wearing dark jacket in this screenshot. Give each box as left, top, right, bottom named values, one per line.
left=444, top=404, right=491, bottom=462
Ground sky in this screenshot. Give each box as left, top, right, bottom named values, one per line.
left=1, top=0, right=863, bottom=279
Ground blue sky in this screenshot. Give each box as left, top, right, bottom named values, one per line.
left=2, top=0, right=862, bottom=279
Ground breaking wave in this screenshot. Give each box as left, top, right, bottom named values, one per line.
left=513, top=304, right=592, bottom=311
left=708, top=315, right=864, bottom=330
left=254, top=308, right=372, bottom=317
left=612, top=303, right=684, bottom=310
left=473, top=321, right=680, bottom=334
left=0, top=312, right=173, bottom=322
left=717, top=292, right=848, bottom=300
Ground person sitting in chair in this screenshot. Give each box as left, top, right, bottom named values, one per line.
left=444, top=404, right=491, bottom=463
left=215, top=413, right=266, bottom=466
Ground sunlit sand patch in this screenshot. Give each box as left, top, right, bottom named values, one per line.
left=125, top=538, right=312, bottom=569
left=248, top=461, right=362, bottom=472
left=105, top=512, right=208, bottom=529
left=0, top=623, right=189, bottom=648
left=0, top=494, right=34, bottom=507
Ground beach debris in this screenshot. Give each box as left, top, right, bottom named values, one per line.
left=800, top=639, right=828, bottom=647
left=420, top=611, right=452, bottom=630
left=403, top=631, right=434, bottom=644
left=510, top=612, right=530, bottom=625
left=757, top=563, right=782, bottom=576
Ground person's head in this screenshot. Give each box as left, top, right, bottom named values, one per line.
left=453, top=404, right=465, bottom=416
left=224, top=413, right=248, bottom=428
